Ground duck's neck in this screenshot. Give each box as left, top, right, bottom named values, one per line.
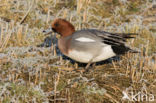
left=58, top=36, right=72, bottom=55
left=60, top=28, right=75, bottom=37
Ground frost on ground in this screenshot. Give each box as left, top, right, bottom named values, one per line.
left=0, top=0, right=156, bottom=103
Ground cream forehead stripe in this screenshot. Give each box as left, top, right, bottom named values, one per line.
left=75, top=37, right=95, bottom=42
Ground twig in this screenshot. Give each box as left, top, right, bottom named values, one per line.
left=20, top=0, right=34, bottom=24
left=54, top=70, right=61, bottom=103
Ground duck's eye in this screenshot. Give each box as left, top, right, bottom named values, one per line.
left=54, top=23, right=59, bottom=27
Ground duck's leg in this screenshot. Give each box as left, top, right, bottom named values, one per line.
left=85, top=62, right=92, bottom=69
left=85, top=59, right=96, bottom=72
left=92, top=63, right=96, bottom=69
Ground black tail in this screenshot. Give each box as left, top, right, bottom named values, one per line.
left=111, top=45, right=140, bottom=55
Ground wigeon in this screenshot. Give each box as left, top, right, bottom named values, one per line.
left=44, top=18, right=138, bottom=68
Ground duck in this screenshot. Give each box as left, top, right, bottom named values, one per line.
left=44, top=18, right=138, bottom=69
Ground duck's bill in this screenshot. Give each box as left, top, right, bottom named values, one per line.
left=43, top=28, right=53, bottom=35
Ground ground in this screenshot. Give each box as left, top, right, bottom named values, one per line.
left=0, top=0, right=156, bottom=103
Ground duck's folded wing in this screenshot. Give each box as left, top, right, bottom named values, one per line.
left=87, top=29, right=139, bottom=54
left=89, top=29, right=137, bottom=46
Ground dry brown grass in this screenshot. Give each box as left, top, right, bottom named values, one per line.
left=0, top=0, right=156, bottom=103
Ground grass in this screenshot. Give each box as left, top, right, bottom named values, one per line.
left=0, top=0, right=156, bottom=103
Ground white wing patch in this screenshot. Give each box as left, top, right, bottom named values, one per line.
left=75, top=37, right=95, bottom=42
